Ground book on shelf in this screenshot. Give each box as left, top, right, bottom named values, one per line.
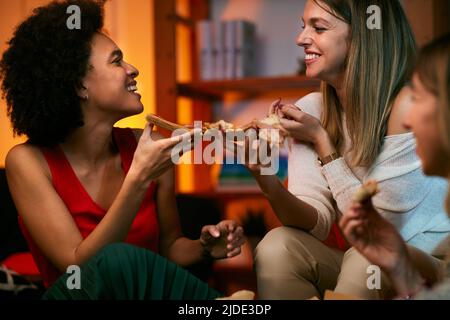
left=223, top=19, right=237, bottom=79
left=213, top=20, right=226, bottom=79
left=235, top=20, right=256, bottom=79
left=196, top=19, right=256, bottom=81
left=196, top=20, right=215, bottom=80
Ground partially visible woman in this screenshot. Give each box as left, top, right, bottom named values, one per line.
left=0, top=0, right=244, bottom=299
left=340, top=33, right=450, bottom=299
left=251, top=0, right=450, bottom=299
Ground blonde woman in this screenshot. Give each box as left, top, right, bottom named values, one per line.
left=340, top=33, right=450, bottom=300
left=1, top=0, right=244, bottom=299
left=252, top=0, right=450, bottom=299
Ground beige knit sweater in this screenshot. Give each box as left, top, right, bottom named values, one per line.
left=287, top=92, right=450, bottom=254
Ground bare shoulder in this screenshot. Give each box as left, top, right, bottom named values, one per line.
left=6, top=143, right=50, bottom=179
left=387, top=86, right=413, bottom=136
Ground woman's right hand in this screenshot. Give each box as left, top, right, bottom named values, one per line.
left=340, top=199, right=426, bottom=297
left=339, top=199, right=408, bottom=274
left=129, top=123, right=197, bottom=183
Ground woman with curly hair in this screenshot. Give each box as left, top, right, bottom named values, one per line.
left=0, top=0, right=244, bottom=299
left=340, top=33, right=450, bottom=300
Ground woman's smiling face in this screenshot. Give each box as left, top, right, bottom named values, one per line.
left=297, top=0, right=350, bottom=86
left=81, top=33, right=143, bottom=119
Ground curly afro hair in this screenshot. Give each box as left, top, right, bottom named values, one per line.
left=0, top=0, right=105, bottom=146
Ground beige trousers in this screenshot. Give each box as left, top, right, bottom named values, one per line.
left=254, top=227, right=444, bottom=300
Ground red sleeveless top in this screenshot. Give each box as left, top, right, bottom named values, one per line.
left=19, top=127, right=160, bottom=288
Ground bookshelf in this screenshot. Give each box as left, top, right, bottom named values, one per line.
left=153, top=0, right=319, bottom=193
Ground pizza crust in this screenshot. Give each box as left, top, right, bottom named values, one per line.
left=352, top=180, right=379, bottom=202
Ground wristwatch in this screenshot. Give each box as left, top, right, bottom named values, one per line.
left=317, top=152, right=340, bottom=166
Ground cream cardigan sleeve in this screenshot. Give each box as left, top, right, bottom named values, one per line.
left=287, top=93, right=336, bottom=240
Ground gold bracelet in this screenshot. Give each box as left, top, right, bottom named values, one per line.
left=317, top=152, right=340, bottom=166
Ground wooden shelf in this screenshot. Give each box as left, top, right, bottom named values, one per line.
left=177, top=75, right=320, bottom=100
left=178, top=190, right=265, bottom=200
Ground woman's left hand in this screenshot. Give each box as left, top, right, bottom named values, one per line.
left=200, top=220, right=245, bottom=259
left=277, top=104, right=336, bottom=158
left=278, top=105, right=324, bottom=144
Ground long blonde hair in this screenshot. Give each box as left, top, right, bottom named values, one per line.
left=416, top=34, right=450, bottom=213
left=315, top=0, right=416, bottom=167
